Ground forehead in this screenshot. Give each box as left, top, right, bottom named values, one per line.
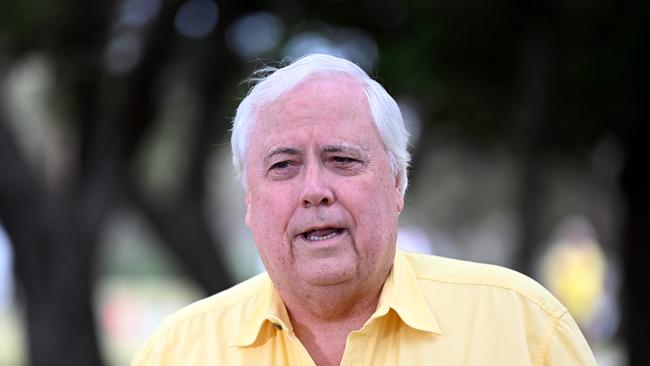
left=249, top=74, right=380, bottom=151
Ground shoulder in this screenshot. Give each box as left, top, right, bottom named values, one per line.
left=401, top=250, right=567, bottom=319
left=132, top=272, right=270, bottom=364
left=158, top=271, right=270, bottom=327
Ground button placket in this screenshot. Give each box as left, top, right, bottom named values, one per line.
left=340, top=331, right=369, bottom=366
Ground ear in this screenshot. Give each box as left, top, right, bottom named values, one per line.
left=395, top=175, right=405, bottom=213
left=244, top=190, right=252, bottom=228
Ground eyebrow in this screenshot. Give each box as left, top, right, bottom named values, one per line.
left=323, top=143, right=369, bottom=158
left=323, top=144, right=354, bottom=153
left=262, top=143, right=370, bottom=166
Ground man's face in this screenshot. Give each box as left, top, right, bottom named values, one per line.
left=244, top=74, right=404, bottom=298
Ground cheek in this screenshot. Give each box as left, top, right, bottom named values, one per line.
left=247, top=191, right=296, bottom=272
left=247, top=188, right=293, bottom=239
left=349, top=179, right=399, bottom=235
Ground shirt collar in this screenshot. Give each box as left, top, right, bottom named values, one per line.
left=369, top=249, right=442, bottom=335
left=230, top=249, right=442, bottom=347
left=230, top=274, right=292, bottom=348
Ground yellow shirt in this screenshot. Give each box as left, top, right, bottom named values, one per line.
left=132, top=250, right=596, bottom=365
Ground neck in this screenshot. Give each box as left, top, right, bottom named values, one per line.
left=285, top=283, right=382, bottom=324
left=279, top=280, right=385, bottom=366
left=289, top=290, right=382, bottom=366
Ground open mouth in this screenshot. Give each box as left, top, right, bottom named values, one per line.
left=302, top=228, right=345, bottom=241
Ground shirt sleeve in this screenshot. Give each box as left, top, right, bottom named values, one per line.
left=130, top=325, right=168, bottom=366
left=130, top=339, right=154, bottom=366
left=543, top=311, right=597, bottom=366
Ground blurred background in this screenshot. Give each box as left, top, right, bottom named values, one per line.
left=0, top=0, right=647, bottom=365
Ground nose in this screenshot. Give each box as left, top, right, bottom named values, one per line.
left=300, top=163, right=335, bottom=207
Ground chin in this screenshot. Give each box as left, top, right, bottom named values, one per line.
left=300, top=264, right=356, bottom=287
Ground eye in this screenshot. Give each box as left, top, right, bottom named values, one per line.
left=270, top=161, right=290, bottom=170
left=329, top=156, right=365, bottom=173
left=267, top=160, right=299, bottom=179
left=333, top=156, right=355, bottom=163
left=326, top=153, right=367, bottom=175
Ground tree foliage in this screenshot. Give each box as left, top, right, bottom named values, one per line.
left=0, top=0, right=647, bottom=364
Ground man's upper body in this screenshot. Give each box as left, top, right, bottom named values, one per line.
left=132, top=54, right=596, bottom=365
left=132, top=249, right=596, bottom=365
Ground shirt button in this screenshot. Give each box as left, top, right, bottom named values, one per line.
left=272, top=323, right=283, bottom=330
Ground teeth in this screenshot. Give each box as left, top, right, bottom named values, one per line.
left=305, top=230, right=341, bottom=241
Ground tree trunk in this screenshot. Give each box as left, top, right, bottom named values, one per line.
left=509, top=11, right=555, bottom=275
left=620, top=108, right=649, bottom=366
left=1, top=120, right=105, bottom=365
left=20, top=230, right=102, bottom=366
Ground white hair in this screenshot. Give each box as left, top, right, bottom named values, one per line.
left=231, top=53, right=411, bottom=195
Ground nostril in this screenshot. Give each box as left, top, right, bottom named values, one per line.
left=300, top=180, right=335, bottom=207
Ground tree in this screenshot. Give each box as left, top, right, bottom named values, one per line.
left=1, top=0, right=646, bottom=364
left=0, top=0, right=256, bottom=363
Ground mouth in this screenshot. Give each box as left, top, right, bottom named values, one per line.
left=301, top=227, right=345, bottom=241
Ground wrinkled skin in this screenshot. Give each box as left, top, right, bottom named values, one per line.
left=244, top=73, right=404, bottom=314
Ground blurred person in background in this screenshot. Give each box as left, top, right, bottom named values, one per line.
left=132, top=54, right=596, bottom=366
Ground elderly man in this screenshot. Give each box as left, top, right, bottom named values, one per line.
left=132, top=54, right=596, bottom=365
